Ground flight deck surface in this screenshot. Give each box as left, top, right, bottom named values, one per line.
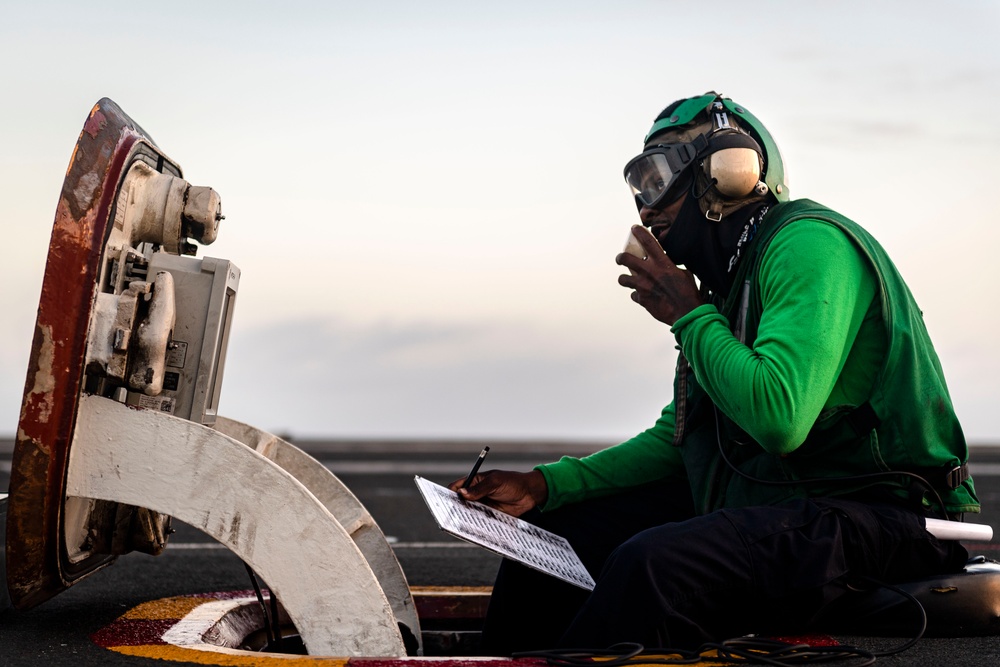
left=1, top=439, right=998, bottom=666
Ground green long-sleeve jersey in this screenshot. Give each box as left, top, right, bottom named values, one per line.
left=538, top=202, right=977, bottom=515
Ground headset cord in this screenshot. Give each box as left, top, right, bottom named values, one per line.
left=514, top=411, right=944, bottom=665
left=243, top=562, right=283, bottom=650
left=711, top=406, right=949, bottom=518
left=515, top=638, right=879, bottom=666
left=853, top=577, right=928, bottom=657
left=710, top=407, right=937, bottom=660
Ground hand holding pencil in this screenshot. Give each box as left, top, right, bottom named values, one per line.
left=448, top=449, right=549, bottom=517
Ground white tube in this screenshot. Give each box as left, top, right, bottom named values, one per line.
left=925, top=518, right=994, bottom=541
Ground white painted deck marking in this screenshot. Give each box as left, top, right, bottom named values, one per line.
left=166, top=541, right=478, bottom=550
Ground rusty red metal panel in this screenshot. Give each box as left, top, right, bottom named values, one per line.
left=6, top=99, right=179, bottom=609
left=411, top=586, right=492, bottom=621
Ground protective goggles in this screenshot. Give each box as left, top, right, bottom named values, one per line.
left=623, top=137, right=707, bottom=210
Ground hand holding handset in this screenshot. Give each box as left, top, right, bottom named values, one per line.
left=622, top=227, right=650, bottom=260
left=618, top=225, right=703, bottom=326
left=622, top=226, right=666, bottom=278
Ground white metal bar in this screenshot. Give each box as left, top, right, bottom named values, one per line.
left=65, top=394, right=405, bottom=657
left=213, top=416, right=422, bottom=649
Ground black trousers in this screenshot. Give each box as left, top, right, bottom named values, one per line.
left=481, top=481, right=968, bottom=654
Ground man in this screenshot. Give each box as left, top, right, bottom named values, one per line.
left=450, top=92, right=978, bottom=653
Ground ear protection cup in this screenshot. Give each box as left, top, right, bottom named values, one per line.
left=701, top=101, right=765, bottom=200
left=696, top=129, right=767, bottom=222
left=705, top=146, right=763, bottom=198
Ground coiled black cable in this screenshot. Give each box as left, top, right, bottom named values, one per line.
left=514, top=637, right=879, bottom=666
left=511, top=412, right=938, bottom=666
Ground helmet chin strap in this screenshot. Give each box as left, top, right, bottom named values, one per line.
left=693, top=166, right=728, bottom=222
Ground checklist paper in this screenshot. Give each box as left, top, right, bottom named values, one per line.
left=414, top=476, right=596, bottom=590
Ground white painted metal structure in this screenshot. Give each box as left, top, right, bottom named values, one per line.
left=10, top=100, right=422, bottom=657
left=65, top=394, right=417, bottom=657
left=213, top=416, right=422, bottom=643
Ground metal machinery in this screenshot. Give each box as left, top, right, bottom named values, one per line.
left=5, top=99, right=420, bottom=656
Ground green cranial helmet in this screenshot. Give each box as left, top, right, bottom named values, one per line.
left=636, top=92, right=789, bottom=219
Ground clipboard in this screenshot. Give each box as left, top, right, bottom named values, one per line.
left=414, top=476, right=595, bottom=591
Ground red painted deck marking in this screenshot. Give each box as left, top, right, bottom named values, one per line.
left=765, top=634, right=840, bottom=647
left=93, top=589, right=841, bottom=666
left=93, top=590, right=525, bottom=666
left=92, top=618, right=174, bottom=647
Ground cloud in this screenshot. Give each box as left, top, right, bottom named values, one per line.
left=218, top=316, right=678, bottom=441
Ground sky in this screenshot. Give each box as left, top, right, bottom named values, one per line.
left=1, top=1, right=998, bottom=444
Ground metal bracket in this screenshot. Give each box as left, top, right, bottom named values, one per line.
left=213, top=415, right=422, bottom=651
left=65, top=394, right=408, bottom=657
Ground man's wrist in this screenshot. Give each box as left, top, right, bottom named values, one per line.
left=670, top=303, right=719, bottom=336
left=526, top=469, right=549, bottom=508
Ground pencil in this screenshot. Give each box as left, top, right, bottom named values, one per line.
left=461, top=446, right=490, bottom=490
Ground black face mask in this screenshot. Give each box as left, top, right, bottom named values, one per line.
left=661, top=198, right=768, bottom=297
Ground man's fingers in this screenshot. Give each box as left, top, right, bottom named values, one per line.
left=618, top=271, right=640, bottom=288
left=448, top=473, right=486, bottom=496
left=457, top=472, right=503, bottom=502
left=446, top=477, right=469, bottom=492
left=616, top=252, right=644, bottom=271
left=618, top=251, right=662, bottom=287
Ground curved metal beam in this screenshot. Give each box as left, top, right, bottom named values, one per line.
left=213, top=416, right=422, bottom=648
left=65, top=394, right=405, bottom=657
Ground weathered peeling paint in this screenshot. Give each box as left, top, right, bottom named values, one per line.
left=25, top=324, right=56, bottom=424
left=83, top=108, right=107, bottom=139
left=51, top=197, right=90, bottom=256
left=5, top=443, right=53, bottom=600
left=73, top=171, right=102, bottom=211
left=65, top=143, right=80, bottom=177
left=7, top=98, right=176, bottom=609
